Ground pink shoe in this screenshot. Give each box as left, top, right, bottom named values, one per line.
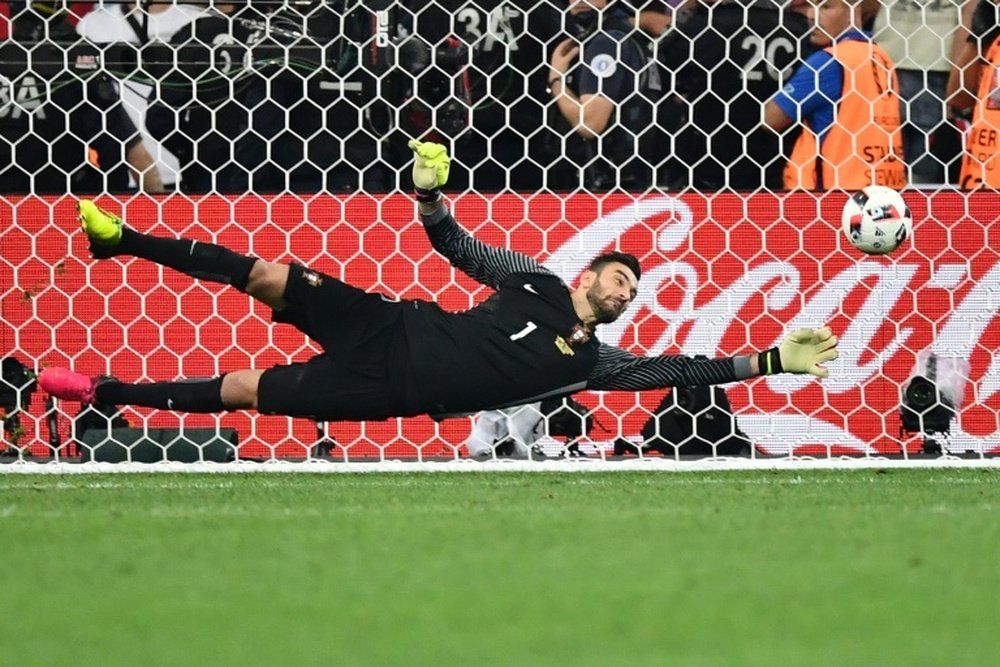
left=39, top=368, right=98, bottom=404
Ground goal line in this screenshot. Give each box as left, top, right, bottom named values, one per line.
left=3, top=458, right=1000, bottom=475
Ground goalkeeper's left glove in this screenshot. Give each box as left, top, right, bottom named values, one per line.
left=408, top=139, right=450, bottom=203
left=758, top=326, right=838, bottom=378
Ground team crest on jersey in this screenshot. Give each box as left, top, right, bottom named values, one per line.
left=569, top=323, right=591, bottom=345
left=556, top=324, right=591, bottom=355
left=303, top=270, right=323, bottom=287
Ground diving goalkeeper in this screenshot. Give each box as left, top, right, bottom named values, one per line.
left=40, top=141, right=839, bottom=420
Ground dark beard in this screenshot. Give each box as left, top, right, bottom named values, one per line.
left=587, top=288, right=621, bottom=324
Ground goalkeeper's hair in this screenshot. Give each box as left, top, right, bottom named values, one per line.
left=589, top=252, right=641, bottom=282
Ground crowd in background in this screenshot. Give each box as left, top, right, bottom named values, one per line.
left=0, top=0, right=996, bottom=194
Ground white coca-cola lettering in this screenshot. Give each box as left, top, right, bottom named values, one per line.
left=613, top=261, right=701, bottom=353
left=544, top=196, right=693, bottom=284
left=681, top=263, right=799, bottom=357
left=934, top=262, right=1000, bottom=402
left=545, top=195, right=1000, bottom=453
left=769, top=261, right=918, bottom=394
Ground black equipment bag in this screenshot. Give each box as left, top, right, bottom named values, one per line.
left=638, top=384, right=752, bottom=457
left=78, top=427, right=237, bottom=463
left=539, top=396, right=593, bottom=440
left=71, top=377, right=236, bottom=462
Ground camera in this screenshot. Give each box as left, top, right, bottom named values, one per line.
left=900, top=352, right=969, bottom=453
left=540, top=397, right=593, bottom=440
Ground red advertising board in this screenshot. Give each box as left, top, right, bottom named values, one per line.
left=2, top=192, right=999, bottom=457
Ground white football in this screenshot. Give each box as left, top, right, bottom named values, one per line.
left=841, top=186, right=913, bottom=255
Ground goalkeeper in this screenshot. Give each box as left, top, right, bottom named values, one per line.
left=40, top=141, right=839, bottom=420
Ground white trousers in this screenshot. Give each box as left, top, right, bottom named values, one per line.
left=465, top=403, right=545, bottom=458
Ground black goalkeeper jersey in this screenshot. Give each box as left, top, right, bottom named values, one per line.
left=403, top=270, right=600, bottom=416
left=400, top=207, right=747, bottom=417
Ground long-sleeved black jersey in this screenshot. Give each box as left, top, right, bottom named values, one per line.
left=397, top=207, right=752, bottom=417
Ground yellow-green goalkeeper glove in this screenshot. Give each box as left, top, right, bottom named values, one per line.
left=408, top=139, right=450, bottom=202
left=758, top=326, right=839, bottom=378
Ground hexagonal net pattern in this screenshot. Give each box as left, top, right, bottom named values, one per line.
left=1, top=1, right=999, bottom=463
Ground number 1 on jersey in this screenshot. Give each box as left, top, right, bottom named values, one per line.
left=510, top=321, right=538, bottom=341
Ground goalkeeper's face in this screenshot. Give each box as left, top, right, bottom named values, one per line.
left=586, top=262, right=638, bottom=324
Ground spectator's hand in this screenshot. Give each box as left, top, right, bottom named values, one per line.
left=549, top=38, right=580, bottom=78
left=778, top=327, right=839, bottom=378
left=408, top=139, right=450, bottom=192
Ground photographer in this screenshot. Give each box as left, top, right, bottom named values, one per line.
left=544, top=0, right=662, bottom=192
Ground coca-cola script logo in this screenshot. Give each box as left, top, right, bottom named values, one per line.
left=533, top=193, right=1000, bottom=455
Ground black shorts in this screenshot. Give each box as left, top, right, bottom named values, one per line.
left=256, top=265, right=410, bottom=421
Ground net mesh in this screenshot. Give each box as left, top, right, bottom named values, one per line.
left=1, top=0, right=998, bottom=462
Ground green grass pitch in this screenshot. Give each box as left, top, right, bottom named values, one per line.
left=1, top=469, right=997, bottom=666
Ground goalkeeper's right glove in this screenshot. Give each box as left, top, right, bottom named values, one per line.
left=408, top=139, right=450, bottom=203
left=758, top=326, right=839, bottom=378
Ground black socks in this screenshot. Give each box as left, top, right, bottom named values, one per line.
left=109, top=229, right=257, bottom=292
left=96, top=376, right=227, bottom=413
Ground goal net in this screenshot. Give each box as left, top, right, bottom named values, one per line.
left=1, top=1, right=998, bottom=463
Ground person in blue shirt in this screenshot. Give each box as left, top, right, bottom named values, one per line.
left=764, top=0, right=868, bottom=146
left=763, top=0, right=904, bottom=190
